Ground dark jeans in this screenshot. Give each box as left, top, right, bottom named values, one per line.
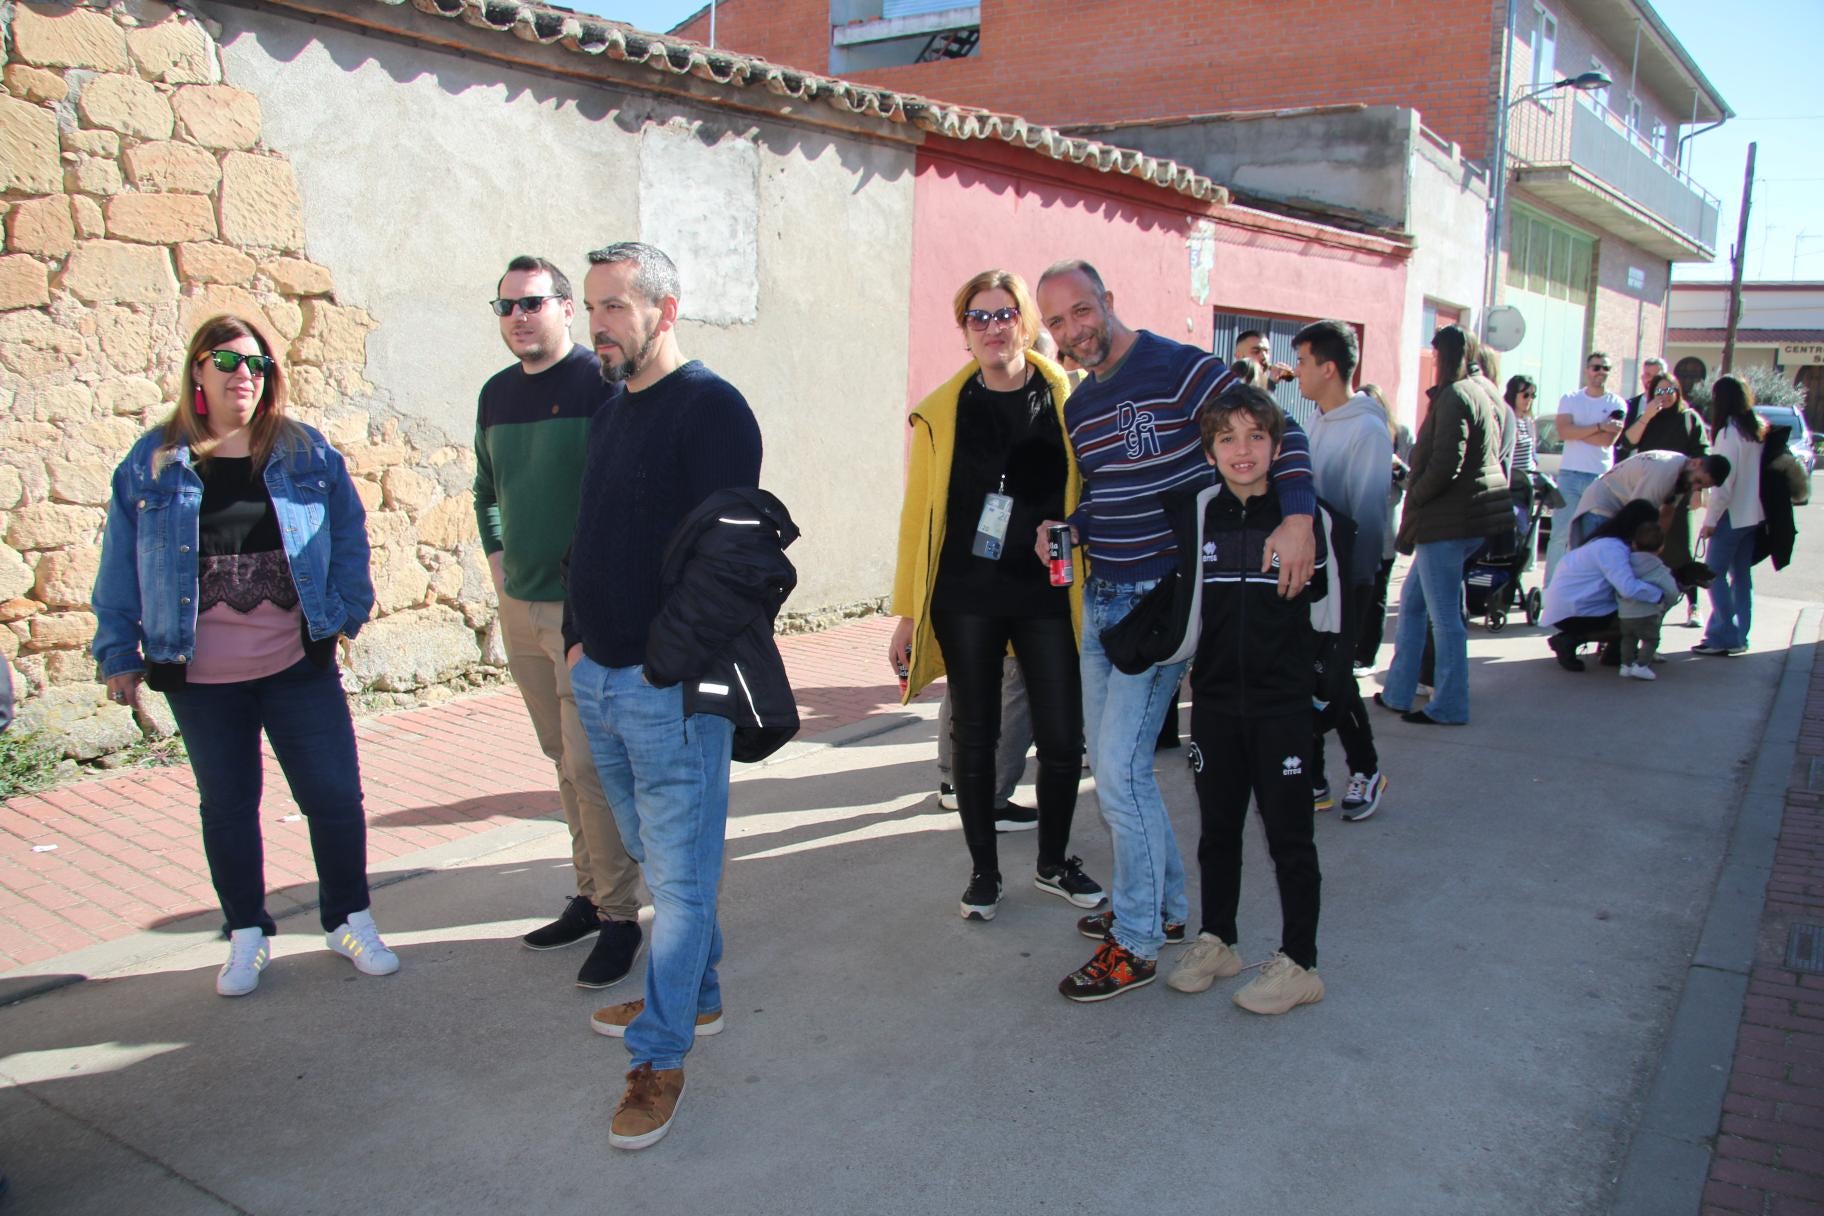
left=1356, top=558, right=1394, bottom=667
left=163, top=657, right=370, bottom=935
left=1191, top=703, right=1321, bottom=969
left=930, top=609, right=1082, bottom=878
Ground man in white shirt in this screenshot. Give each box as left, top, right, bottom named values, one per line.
left=1566, top=450, right=1730, bottom=545
left=1545, top=351, right=1627, bottom=584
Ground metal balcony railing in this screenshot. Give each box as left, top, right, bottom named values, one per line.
left=1507, top=92, right=1721, bottom=251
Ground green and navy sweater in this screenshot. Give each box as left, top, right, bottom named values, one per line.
left=1064, top=331, right=1314, bottom=584
left=473, top=343, right=611, bottom=602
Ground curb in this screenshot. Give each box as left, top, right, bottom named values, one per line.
left=1609, top=603, right=1823, bottom=1215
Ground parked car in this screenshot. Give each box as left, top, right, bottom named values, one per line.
left=1754, top=405, right=1814, bottom=497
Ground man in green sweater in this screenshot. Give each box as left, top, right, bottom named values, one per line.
left=476, top=255, right=643, bottom=989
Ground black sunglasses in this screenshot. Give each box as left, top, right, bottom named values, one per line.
left=491, top=295, right=559, bottom=317
left=203, top=350, right=275, bottom=377
left=962, top=306, right=1021, bottom=332
left=1589, top=364, right=1612, bottom=373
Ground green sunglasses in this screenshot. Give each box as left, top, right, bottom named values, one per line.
left=202, top=349, right=276, bottom=377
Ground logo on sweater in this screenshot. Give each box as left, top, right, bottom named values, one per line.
left=1115, top=402, right=1160, bottom=459
left=1281, top=754, right=1303, bottom=777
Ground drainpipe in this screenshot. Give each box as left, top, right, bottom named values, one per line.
left=709, top=0, right=717, bottom=48
left=1481, top=0, right=1519, bottom=337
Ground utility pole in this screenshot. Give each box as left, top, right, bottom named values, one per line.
left=1722, top=141, right=1756, bottom=374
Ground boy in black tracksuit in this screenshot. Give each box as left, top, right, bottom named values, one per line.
left=1170, top=386, right=1328, bottom=1015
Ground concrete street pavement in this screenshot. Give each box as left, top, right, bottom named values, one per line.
left=1, top=545, right=1820, bottom=1214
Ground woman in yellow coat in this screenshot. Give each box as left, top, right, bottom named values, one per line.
left=888, top=269, right=1097, bottom=923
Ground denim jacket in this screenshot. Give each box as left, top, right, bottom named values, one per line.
left=91, top=422, right=374, bottom=679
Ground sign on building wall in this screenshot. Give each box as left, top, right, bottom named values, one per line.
left=638, top=122, right=760, bottom=326
left=1779, top=343, right=1824, bottom=366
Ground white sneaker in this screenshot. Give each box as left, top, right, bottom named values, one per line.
left=1620, top=664, right=1657, bottom=681
left=326, top=909, right=400, bottom=977
left=217, top=927, right=270, bottom=997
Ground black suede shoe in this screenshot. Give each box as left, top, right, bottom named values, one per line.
left=522, top=895, right=602, bottom=950
left=1549, top=634, right=1586, bottom=672
left=577, top=918, right=644, bottom=989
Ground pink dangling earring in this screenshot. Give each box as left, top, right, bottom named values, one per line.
left=193, top=386, right=207, bottom=416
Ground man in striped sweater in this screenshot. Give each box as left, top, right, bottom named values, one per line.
left=1034, top=260, right=1317, bottom=1002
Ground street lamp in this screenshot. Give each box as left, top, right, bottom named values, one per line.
left=1480, top=70, right=1614, bottom=340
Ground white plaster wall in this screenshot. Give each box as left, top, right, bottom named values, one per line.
left=209, top=5, right=917, bottom=610
left=1398, top=138, right=1491, bottom=428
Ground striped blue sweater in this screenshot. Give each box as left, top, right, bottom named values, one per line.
left=1064, top=331, right=1314, bottom=583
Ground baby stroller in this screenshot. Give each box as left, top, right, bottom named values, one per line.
left=1463, top=469, right=1555, bottom=631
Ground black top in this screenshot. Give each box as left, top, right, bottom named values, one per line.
left=1618, top=403, right=1708, bottom=460
left=198, top=456, right=282, bottom=557
left=562, top=361, right=764, bottom=667
left=931, top=371, right=1070, bottom=618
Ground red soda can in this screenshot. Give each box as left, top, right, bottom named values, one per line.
left=1047, top=523, right=1074, bottom=587
left=894, top=657, right=909, bottom=698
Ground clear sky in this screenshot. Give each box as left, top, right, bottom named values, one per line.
left=584, top=0, right=1821, bottom=284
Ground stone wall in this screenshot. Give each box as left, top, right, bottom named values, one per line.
left=0, top=0, right=501, bottom=761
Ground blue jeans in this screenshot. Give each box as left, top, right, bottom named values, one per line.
left=1701, top=513, right=1758, bottom=650
left=571, top=656, right=734, bottom=1072
left=1382, top=537, right=1485, bottom=724
left=161, top=657, right=369, bottom=935
left=1545, top=469, right=1598, bottom=585
left=1080, top=578, right=1189, bottom=960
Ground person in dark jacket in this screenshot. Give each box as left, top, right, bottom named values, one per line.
left=1169, top=385, right=1327, bottom=1015
left=1378, top=326, right=1512, bottom=725
left=559, top=242, right=761, bottom=1152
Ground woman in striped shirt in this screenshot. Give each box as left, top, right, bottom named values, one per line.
left=1504, top=375, right=1538, bottom=478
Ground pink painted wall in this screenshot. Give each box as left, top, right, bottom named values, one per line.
left=906, top=145, right=1410, bottom=413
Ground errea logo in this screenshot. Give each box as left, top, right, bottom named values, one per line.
left=1281, top=754, right=1303, bottom=777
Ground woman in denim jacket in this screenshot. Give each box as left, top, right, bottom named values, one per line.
left=92, top=315, right=397, bottom=998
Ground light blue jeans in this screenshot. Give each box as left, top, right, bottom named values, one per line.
left=1081, top=578, right=1189, bottom=960
left=572, top=656, right=734, bottom=1072
left=1545, top=468, right=1599, bottom=585
left=1382, top=537, right=1485, bottom=724
left=1701, top=513, right=1757, bottom=651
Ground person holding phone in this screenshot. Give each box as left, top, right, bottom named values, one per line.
left=889, top=269, right=1098, bottom=924
left=1545, top=352, right=1628, bottom=584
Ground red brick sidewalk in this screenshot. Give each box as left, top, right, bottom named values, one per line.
left=0, top=616, right=935, bottom=973
left=1703, top=642, right=1824, bottom=1214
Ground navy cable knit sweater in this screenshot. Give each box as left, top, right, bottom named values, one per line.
left=561, top=361, right=763, bottom=667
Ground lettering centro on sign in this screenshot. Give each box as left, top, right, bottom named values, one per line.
left=1779, top=343, right=1824, bottom=366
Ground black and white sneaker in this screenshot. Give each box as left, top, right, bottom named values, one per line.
left=938, top=782, right=958, bottom=810
left=1341, top=771, right=1388, bottom=822
left=1034, top=856, right=1106, bottom=909
left=960, top=873, right=1002, bottom=921
left=576, top=919, right=644, bottom=989
left=994, top=802, right=1038, bottom=833
left=522, top=895, right=602, bottom=950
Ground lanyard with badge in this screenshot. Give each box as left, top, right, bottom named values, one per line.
left=971, top=474, right=1014, bottom=560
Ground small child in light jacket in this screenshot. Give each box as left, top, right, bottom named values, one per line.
left=1616, top=520, right=1682, bottom=681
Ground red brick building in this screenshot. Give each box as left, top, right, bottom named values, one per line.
left=678, top=0, right=1732, bottom=404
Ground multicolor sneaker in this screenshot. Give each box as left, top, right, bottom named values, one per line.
left=1341, top=771, right=1388, bottom=822
left=1076, top=908, right=1186, bottom=945
left=1313, top=783, right=1334, bottom=812
left=610, top=1063, right=686, bottom=1151
left=1166, top=932, right=1244, bottom=993
left=1059, top=939, right=1157, bottom=1003
left=960, top=872, right=1002, bottom=921
left=1233, top=952, right=1325, bottom=1015
left=591, top=997, right=724, bottom=1039
left=1034, top=856, right=1105, bottom=909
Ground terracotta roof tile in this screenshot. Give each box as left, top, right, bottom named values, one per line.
left=1667, top=328, right=1824, bottom=343
left=371, top=0, right=1228, bottom=204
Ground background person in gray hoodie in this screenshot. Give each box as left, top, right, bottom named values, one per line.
left=1294, top=320, right=1392, bottom=822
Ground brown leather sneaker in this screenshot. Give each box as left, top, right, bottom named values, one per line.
left=610, top=1063, right=686, bottom=1150
left=590, top=998, right=725, bottom=1039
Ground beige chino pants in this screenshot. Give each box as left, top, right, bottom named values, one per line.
left=499, top=595, right=642, bottom=919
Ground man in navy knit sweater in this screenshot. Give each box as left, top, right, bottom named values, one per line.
left=1034, top=260, right=1317, bottom=1002
left=560, top=242, right=762, bottom=1150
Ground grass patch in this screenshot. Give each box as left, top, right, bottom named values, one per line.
left=0, top=732, right=68, bottom=801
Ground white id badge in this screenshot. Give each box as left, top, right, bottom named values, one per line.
left=971, top=492, right=1014, bottom=559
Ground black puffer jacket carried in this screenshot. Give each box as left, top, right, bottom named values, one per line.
left=1398, top=375, right=1513, bottom=551
left=646, top=487, right=801, bottom=763
left=1753, top=424, right=1799, bottom=571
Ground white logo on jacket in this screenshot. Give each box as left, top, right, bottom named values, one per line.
left=1281, top=754, right=1303, bottom=777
